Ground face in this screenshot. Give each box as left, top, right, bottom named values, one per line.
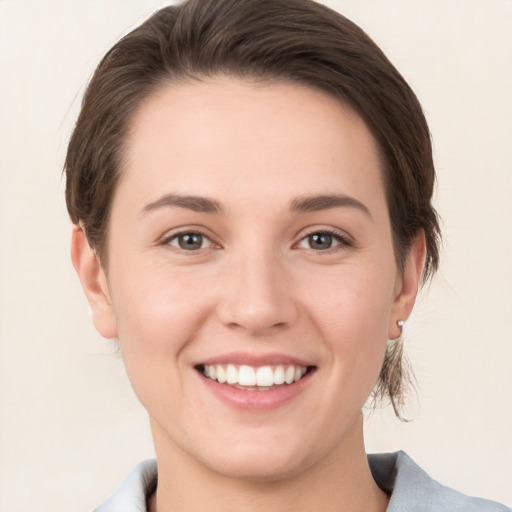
left=76, top=78, right=421, bottom=481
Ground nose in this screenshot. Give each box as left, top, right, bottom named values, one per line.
left=216, top=250, right=299, bottom=336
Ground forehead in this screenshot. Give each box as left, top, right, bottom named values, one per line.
left=118, top=78, right=385, bottom=213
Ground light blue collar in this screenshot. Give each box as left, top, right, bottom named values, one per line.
left=94, top=451, right=510, bottom=511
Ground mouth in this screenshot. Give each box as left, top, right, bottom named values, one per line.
left=196, top=363, right=315, bottom=390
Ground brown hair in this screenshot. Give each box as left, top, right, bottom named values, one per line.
left=64, top=0, right=441, bottom=418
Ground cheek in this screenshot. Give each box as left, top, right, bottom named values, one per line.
left=304, top=263, right=394, bottom=382
left=308, top=260, right=395, bottom=333
left=107, top=263, right=213, bottom=417
left=108, top=261, right=212, bottom=373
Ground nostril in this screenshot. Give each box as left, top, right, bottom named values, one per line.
left=224, top=320, right=290, bottom=335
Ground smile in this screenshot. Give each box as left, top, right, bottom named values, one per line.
left=200, top=364, right=310, bottom=389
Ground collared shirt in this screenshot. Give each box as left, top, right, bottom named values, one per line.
left=93, top=451, right=511, bottom=511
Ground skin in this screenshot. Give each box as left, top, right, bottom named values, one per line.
left=72, top=78, right=425, bottom=512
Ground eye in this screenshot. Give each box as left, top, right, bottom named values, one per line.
left=296, top=230, right=351, bottom=251
left=166, top=232, right=213, bottom=251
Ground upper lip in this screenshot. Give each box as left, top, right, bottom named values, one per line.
left=196, top=351, right=315, bottom=368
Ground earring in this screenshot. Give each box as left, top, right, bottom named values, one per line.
left=388, top=320, right=405, bottom=343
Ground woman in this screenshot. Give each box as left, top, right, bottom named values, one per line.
left=64, top=0, right=509, bottom=510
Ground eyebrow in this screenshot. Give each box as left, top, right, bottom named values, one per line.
left=141, top=194, right=224, bottom=216
left=140, top=192, right=371, bottom=218
left=289, top=194, right=372, bottom=218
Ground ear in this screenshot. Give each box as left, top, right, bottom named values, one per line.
left=71, top=225, right=118, bottom=339
left=388, top=231, right=426, bottom=339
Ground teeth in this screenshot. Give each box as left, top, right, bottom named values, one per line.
left=238, top=365, right=256, bottom=386
left=256, top=366, right=274, bottom=387
left=216, top=365, right=226, bottom=383
left=274, top=365, right=285, bottom=385
left=226, top=364, right=238, bottom=384
left=202, top=364, right=309, bottom=387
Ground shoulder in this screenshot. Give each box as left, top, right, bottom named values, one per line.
left=368, top=451, right=511, bottom=512
left=93, top=459, right=157, bottom=512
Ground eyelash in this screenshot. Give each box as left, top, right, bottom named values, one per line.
left=294, top=228, right=354, bottom=253
left=161, top=228, right=353, bottom=253
left=162, top=230, right=218, bottom=252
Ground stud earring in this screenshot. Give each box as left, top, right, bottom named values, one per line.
left=389, top=320, right=405, bottom=343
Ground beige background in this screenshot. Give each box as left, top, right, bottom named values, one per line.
left=0, top=1, right=511, bottom=510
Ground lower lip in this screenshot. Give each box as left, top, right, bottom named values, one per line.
left=198, top=371, right=313, bottom=411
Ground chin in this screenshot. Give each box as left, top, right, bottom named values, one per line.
left=151, top=413, right=314, bottom=481
left=202, top=447, right=309, bottom=483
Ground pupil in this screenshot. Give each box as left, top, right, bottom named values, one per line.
left=309, top=233, right=332, bottom=250
left=179, top=233, right=203, bottom=250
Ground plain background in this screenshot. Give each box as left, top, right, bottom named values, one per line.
left=0, top=1, right=511, bottom=510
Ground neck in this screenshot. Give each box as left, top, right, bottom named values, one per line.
left=148, top=416, right=389, bottom=512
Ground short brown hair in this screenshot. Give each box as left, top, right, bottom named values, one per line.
left=65, top=0, right=441, bottom=417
